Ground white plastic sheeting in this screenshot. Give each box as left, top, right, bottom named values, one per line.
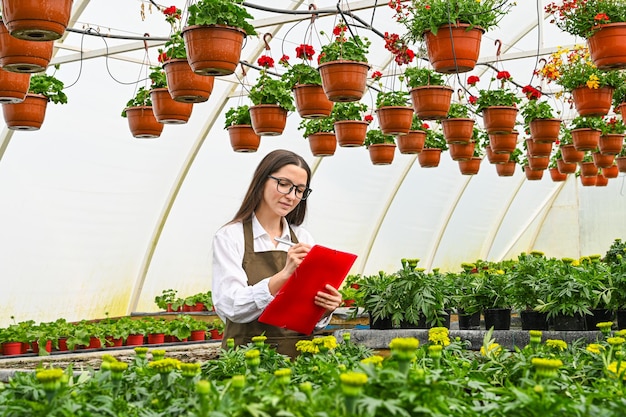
left=0, top=1, right=625, bottom=327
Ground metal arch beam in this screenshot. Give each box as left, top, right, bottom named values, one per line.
left=527, top=178, right=569, bottom=252
left=127, top=0, right=308, bottom=314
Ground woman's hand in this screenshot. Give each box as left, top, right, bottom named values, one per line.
left=315, top=284, right=343, bottom=315
left=269, top=243, right=311, bottom=295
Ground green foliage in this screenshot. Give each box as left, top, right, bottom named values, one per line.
left=224, top=104, right=252, bottom=127
left=375, top=91, right=410, bottom=108
left=364, top=129, right=396, bottom=147
left=447, top=103, right=471, bottom=118
left=570, top=115, right=604, bottom=130
left=298, top=117, right=335, bottom=139
left=281, top=63, right=321, bottom=89
left=149, top=66, right=167, bottom=89
left=475, top=88, right=520, bottom=113
left=29, top=74, right=67, bottom=105
left=424, top=128, right=448, bottom=150
left=248, top=72, right=295, bottom=111
left=520, top=100, right=557, bottom=125
left=545, top=0, right=626, bottom=38
left=403, top=67, right=446, bottom=87
left=161, top=31, right=186, bottom=60
left=318, top=24, right=370, bottom=63
left=601, top=116, right=626, bottom=135
left=186, top=0, right=257, bottom=36
left=121, top=86, right=152, bottom=117
left=331, top=101, right=369, bottom=121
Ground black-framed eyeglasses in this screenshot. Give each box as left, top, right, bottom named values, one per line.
left=267, top=175, right=312, bottom=200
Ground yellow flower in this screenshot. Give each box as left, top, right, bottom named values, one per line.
left=546, top=339, right=567, bottom=351
left=340, top=371, right=368, bottom=396
left=480, top=343, right=502, bottom=357
left=607, top=361, right=626, bottom=380
left=607, top=337, right=625, bottom=346
left=252, top=335, right=267, bottom=347
left=616, top=329, right=626, bottom=337
left=586, top=343, right=604, bottom=354
left=361, top=355, right=384, bottom=367
left=586, top=74, right=600, bottom=89
left=428, top=344, right=443, bottom=359
left=428, top=327, right=450, bottom=346
left=532, top=357, right=563, bottom=378
left=148, top=358, right=181, bottom=374
left=296, top=340, right=319, bottom=354
left=180, top=362, right=201, bottom=378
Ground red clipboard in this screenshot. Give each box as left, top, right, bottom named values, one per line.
left=258, top=244, right=357, bottom=335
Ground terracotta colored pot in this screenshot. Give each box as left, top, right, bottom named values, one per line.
left=2, top=93, right=48, bottom=130
left=150, top=88, right=193, bottom=124
left=486, top=146, right=510, bottom=164
left=529, top=118, right=561, bottom=143
left=0, top=20, right=53, bottom=73
left=125, top=106, right=163, bottom=139
left=423, top=24, right=484, bottom=73
left=448, top=142, right=475, bottom=161
left=557, top=158, right=577, bottom=174
left=482, top=106, right=518, bottom=134
left=124, top=334, right=144, bottom=346
left=598, top=134, right=624, bottom=155
left=495, top=161, right=516, bottom=176
left=397, top=130, right=425, bottom=154
left=163, top=58, right=214, bottom=103
left=588, top=22, right=626, bottom=70
left=293, top=84, right=333, bottom=118
left=617, top=156, right=626, bottom=172
left=524, top=166, right=544, bottom=180
left=376, top=105, right=414, bottom=135
left=182, top=24, right=246, bottom=76
left=619, top=103, right=626, bottom=120
left=560, top=144, right=585, bottom=163
left=308, top=132, right=337, bottom=157
left=409, top=85, right=453, bottom=120
left=580, top=174, right=597, bottom=186
left=571, top=128, right=601, bottom=151
left=592, top=152, right=615, bottom=168
left=0, top=68, right=29, bottom=103
left=527, top=154, right=549, bottom=170
left=190, top=330, right=206, bottom=341
left=458, top=157, right=481, bottom=175
left=334, top=120, right=367, bottom=147
left=596, top=174, right=609, bottom=186
left=318, top=60, right=370, bottom=102
left=417, top=147, right=442, bottom=168
left=602, top=164, right=619, bottom=178
left=442, top=117, right=474, bottom=144
left=209, top=329, right=223, bottom=340
left=147, top=333, right=165, bottom=345
left=249, top=104, right=287, bottom=136
left=579, top=161, right=599, bottom=177
left=2, top=0, right=73, bottom=41
left=368, top=143, right=396, bottom=165
left=525, top=138, right=553, bottom=158
left=549, top=167, right=568, bottom=182
left=489, top=131, right=518, bottom=154
left=571, top=86, right=613, bottom=117
left=227, top=124, right=260, bottom=153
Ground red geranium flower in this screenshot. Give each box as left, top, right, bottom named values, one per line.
left=469, top=95, right=477, bottom=104
left=257, top=55, right=274, bottom=68
left=522, top=85, right=542, bottom=100
left=295, top=44, right=315, bottom=60
left=163, top=6, right=180, bottom=17
left=422, top=123, right=430, bottom=129
left=157, top=51, right=168, bottom=63
left=371, top=70, right=383, bottom=80
left=364, top=114, right=374, bottom=123
left=425, top=5, right=431, bottom=10
left=594, top=13, right=610, bottom=22
left=467, top=75, right=480, bottom=85
left=279, top=54, right=289, bottom=65
left=496, top=71, right=511, bottom=80
left=333, top=24, right=347, bottom=36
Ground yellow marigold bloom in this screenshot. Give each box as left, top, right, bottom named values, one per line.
left=616, top=329, right=626, bottom=337
left=180, top=362, right=201, bottom=377
left=607, top=337, right=625, bottom=346
left=231, top=375, right=245, bottom=389
left=340, top=371, right=368, bottom=396
left=36, top=368, right=64, bottom=384
left=415, top=267, right=426, bottom=272
left=586, top=74, right=600, bottom=89
left=109, top=361, right=128, bottom=373
left=530, top=250, right=544, bottom=257
left=296, top=340, right=319, bottom=354
left=251, top=335, right=267, bottom=347
left=597, top=321, right=614, bottom=331
left=480, top=343, right=502, bottom=357
left=274, top=368, right=292, bottom=385
left=529, top=330, right=543, bottom=338
left=546, top=339, right=567, bottom=351
left=361, top=355, right=384, bottom=367
left=102, top=354, right=117, bottom=363
left=148, top=358, right=181, bottom=373
left=389, top=337, right=419, bottom=351
left=428, top=327, right=451, bottom=346
left=561, top=257, right=575, bottom=264
left=589, top=254, right=602, bottom=260
left=428, top=344, right=443, bottom=359
left=461, top=262, right=476, bottom=270
left=134, top=347, right=149, bottom=357
left=151, top=349, right=166, bottom=360
left=607, top=361, right=626, bottom=380
left=571, top=259, right=580, bottom=266
left=531, top=357, right=563, bottom=378
left=496, top=269, right=505, bottom=275
left=586, top=343, right=604, bottom=354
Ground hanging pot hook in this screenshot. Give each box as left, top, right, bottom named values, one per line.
left=263, top=33, right=273, bottom=51
left=309, top=3, right=317, bottom=24
left=494, top=39, right=502, bottom=57
left=240, top=61, right=248, bottom=77
left=143, top=33, right=150, bottom=53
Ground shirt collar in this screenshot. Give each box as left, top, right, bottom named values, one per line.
left=251, top=214, right=290, bottom=240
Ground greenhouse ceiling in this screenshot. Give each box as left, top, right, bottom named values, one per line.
left=0, top=0, right=624, bottom=327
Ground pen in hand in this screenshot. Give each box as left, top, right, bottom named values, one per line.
left=274, top=237, right=295, bottom=247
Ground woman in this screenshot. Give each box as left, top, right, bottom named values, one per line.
left=212, top=149, right=343, bottom=357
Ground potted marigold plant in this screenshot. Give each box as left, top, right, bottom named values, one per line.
left=298, top=117, right=337, bottom=157
left=332, top=101, right=370, bottom=147
left=224, top=104, right=260, bottom=152
left=281, top=44, right=333, bottom=119
left=183, top=0, right=257, bottom=76
left=390, top=0, right=514, bottom=73
left=545, top=0, right=626, bottom=69
left=364, top=128, right=396, bottom=165
left=248, top=55, right=295, bottom=136
left=404, top=66, right=453, bottom=119
left=318, top=22, right=371, bottom=102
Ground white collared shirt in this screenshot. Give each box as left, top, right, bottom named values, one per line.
left=212, top=214, right=330, bottom=329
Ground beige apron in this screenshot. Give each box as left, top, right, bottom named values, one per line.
left=221, top=219, right=313, bottom=358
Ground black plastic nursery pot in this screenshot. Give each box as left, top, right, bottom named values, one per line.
left=584, top=309, right=616, bottom=331
left=458, top=310, right=481, bottom=330
left=552, top=313, right=587, bottom=331
left=483, top=308, right=511, bottom=330
left=368, top=314, right=393, bottom=330
left=618, top=310, right=626, bottom=330
left=520, top=310, right=549, bottom=331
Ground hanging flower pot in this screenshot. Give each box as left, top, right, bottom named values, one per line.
left=529, top=118, right=561, bottom=143
left=602, top=164, right=619, bottom=178
left=527, top=154, right=549, bottom=171
left=308, top=132, right=337, bottom=157
left=125, top=106, right=164, bottom=139
left=587, top=23, right=626, bottom=70
left=0, top=68, right=29, bottom=103
left=397, top=130, right=425, bottom=154
left=525, top=139, right=553, bottom=158
left=458, top=157, right=482, bottom=175
left=2, top=92, right=47, bottom=130
left=596, top=174, right=609, bottom=186
left=376, top=105, right=414, bottom=135
left=571, top=86, right=613, bottom=117
left=549, top=167, right=568, bottom=182
left=150, top=88, right=193, bottom=124
left=182, top=25, right=247, bottom=76
left=0, top=20, right=53, bottom=73
left=489, top=131, right=518, bottom=154
left=560, top=144, right=585, bottom=163
left=318, top=60, right=370, bottom=102
left=162, top=58, right=214, bottom=103
left=368, top=143, right=396, bottom=165
left=579, top=161, right=599, bottom=177
left=448, top=142, right=475, bottom=161
left=249, top=104, right=288, bottom=136
left=334, top=120, right=367, bottom=147
left=482, top=106, right=518, bottom=134
left=571, top=128, right=601, bottom=151
left=598, top=134, right=624, bottom=155
left=557, top=159, right=578, bottom=174
left=592, top=152, right=615, bottom=168
left=495, top=161, right=516, bottom=176
left=486, top=146, right=510, bottom=164
left=1, top=0, right=73, bottom=41
left=617, top=156, right=626, bottom=172
left=293, top=84, right=333, bottom=119
left=524, top=166, right=544, bottom=181
left=580, top=174, right=597, bottom=186
left=227, top=124, right=260, bottom=153
left=417, top=147, right=442, bottom=168
left=423, top=24, right=484, bottom=74
left=409, top=85, right=453, bottom=120
left=442, top=117, right=474, bottom=144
